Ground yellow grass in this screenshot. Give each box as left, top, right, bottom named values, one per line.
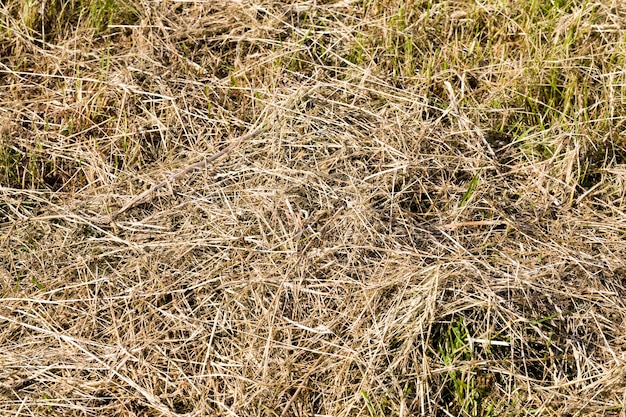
left=2, top=0, right=626, bottom=415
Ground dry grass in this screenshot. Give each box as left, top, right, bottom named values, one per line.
left=2, top=0, right=626, bottom=416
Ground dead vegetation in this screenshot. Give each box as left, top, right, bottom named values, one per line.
left=2, top=0, right=626, bottom=416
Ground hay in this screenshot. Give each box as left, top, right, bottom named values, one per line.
left=1, top=1, right=626, bottom=415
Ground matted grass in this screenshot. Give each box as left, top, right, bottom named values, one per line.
left=2, top=0, right=626, bottom=416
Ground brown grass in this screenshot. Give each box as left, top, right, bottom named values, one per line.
left=2, top=0, right=626, bottom=416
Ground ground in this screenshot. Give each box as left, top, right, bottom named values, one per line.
left=1, top=0, right=626, bottom=416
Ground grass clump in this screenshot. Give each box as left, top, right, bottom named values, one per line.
left=2, top=0, right=626, bottom=416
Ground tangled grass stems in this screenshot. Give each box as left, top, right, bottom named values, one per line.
left=1, top=0, right=626, bottom=416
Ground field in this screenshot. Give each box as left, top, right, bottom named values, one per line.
left=2, top=0, right=626, bottom=415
